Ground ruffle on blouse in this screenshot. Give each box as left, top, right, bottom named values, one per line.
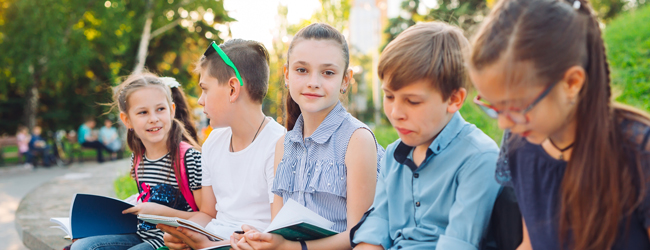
left=273, top=158, right=348, bottom=198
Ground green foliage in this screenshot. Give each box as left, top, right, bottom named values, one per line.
left=382, top=0, right=487, bottom=50
left=0, top=0, right=233, bottom=134
left=604, top=4, right=650, bottom=112
left=459, top=93, right=503, bottom=144
left=591, top=0, right=648, bottom=21
left=114, top=171, right=138, bottom=200
left=372, top=125, right=399, bottom=148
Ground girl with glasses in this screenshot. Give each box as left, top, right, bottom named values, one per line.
left=469, top=0, right=650, bottom=249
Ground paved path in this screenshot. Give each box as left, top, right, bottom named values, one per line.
left=0, top=160, right=130, bottom=250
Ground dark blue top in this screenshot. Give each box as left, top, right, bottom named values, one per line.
left=496, top=119, right=650, bottom=250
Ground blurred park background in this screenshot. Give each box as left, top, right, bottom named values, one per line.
left=0, top=0, right=649, bottom=166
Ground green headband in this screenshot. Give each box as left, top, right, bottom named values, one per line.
left=204, top=41, right=243, bottom=86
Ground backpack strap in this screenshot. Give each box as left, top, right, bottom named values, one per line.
left=177, top=141, right=199, bottom=211
left=133, top=154, right=151, bottom=202
left=133, top=142, right=199, bottom=211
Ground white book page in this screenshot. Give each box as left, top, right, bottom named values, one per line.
left=50, top=217, right=71, bottom=238
left=264, top=199, right=334, bottom=232
left=138, top=214, right=227, bottom=241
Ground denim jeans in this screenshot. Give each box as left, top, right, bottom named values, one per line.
left=70, top=234, right=155, bottom=250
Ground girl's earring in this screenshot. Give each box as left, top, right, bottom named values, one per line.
left=340, top=88, right=347, bottom=94
left=128, top=128, right=134, bottom=132
left=285, top=83, right=288, bottom=89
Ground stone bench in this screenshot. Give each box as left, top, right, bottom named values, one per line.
left=15, top=159, right=130, bottom=249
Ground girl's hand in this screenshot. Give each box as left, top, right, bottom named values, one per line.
left=241, top=225, right=298, bottom=250
left=122, top=202, right=166, bottom=215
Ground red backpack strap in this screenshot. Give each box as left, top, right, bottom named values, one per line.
left=177, top=141, right=199, bottom=211
left=133, top=154, right=141, bottom=187
left=133, top=154, right=152, bottom=202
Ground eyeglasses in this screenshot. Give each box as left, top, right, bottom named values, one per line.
left=474, top=80, right=559, bottom=124
left=203, top=41, right=243, bottom=86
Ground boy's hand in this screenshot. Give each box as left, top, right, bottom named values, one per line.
left=230, top=232, right=254, bottom=250
left=161, top=230, right=189, bottom=250
left=122, top=202, right=166, bottom=215
left=157, top=224, right=221, bottom=249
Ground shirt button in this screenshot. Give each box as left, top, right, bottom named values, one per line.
left=414, top=173, right=419, bottom=178
left=415, top=201, right=420, bottom=207
left=327, top=183, right=331, bottom=186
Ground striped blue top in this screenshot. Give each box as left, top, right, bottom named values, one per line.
left=272, top=101, right=385, bottom=232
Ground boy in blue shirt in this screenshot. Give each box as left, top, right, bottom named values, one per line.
left=352, top=22, right=500, bottom=250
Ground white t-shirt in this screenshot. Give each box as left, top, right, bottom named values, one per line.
left=202, top=118, right=286, bottom=235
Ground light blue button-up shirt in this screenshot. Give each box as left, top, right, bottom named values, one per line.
left=352, top=112, right=500, bottom=250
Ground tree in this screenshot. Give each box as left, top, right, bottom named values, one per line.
left=382, top=0, right=487, bottom=50
left=0, top=0, right=233, bottom=134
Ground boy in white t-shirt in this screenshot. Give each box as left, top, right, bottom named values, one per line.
left=158, top=39, right=285, bottom=249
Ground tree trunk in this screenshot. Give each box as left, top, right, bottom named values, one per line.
left=23, top=65, right=41, bottom=131
left=133, top=0, right=155, bottom=74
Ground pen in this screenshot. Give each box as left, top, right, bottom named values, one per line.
left=234, top=230, right=245, bottom=234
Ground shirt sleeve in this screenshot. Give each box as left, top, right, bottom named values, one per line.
left=437, top=151, right=501, bottom=250
left=201, top=139, right=213, bottom=187
left=352, top=150, right=393, bottom=249
left=265, top=148, right=276, bottom=203
left=184, top=148, right=203, bottom=191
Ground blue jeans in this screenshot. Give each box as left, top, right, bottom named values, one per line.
left=70, top=234, right=155, bottom=250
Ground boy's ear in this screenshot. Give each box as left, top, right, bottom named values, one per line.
left=341, top=69, right=354, bottom=91
left=228, top=76, right=242, bottom=103
left=446, top=87, right=467, bottom=114
left=119, top=112, right=131, bottom=129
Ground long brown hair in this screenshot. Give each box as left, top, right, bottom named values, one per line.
left=284, top=23, right=350, bottom=130
left=470, top=0, right=650, bottom=249
left=169, top=86, right=199, bottom=143
left=112, top=73, right=201, bottom=186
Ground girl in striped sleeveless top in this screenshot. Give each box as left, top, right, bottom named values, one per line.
left=71, top=73, right=203, bottom=250
left=231, top=23, right=385, bottom=250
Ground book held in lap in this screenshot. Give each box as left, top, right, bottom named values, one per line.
left=264, top=198, right=338, bottom=241
left=50, top=193, right=137, bottom=239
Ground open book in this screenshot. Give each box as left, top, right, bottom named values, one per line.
left=137, top=214, right=228, bottom=241
left=264, top=199, right=338, bottom=241
left=50, top=193, right=137, bottom=239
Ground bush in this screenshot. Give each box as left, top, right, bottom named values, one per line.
left=604, top=4, right=650, bottom=112
left=114, top=172, right=137, bottom=200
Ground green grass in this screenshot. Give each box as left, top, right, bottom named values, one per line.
left=114, top=172, right=138, bottom=200
left=604, top=4, right=650, bottom=113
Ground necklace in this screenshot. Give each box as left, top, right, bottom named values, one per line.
left=231, top=116, right=266, bottom=152
left=548, top=138, right=575, bottom=161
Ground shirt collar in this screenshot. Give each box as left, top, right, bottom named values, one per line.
left=393, top=112, right=467, bottom=170
left=286, top=101, right=348, bottom=144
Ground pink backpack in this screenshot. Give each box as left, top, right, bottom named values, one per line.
left=134, top=141, right=199, bottom=211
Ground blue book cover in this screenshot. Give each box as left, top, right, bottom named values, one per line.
left=50, top=193, right=137, bottom=239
